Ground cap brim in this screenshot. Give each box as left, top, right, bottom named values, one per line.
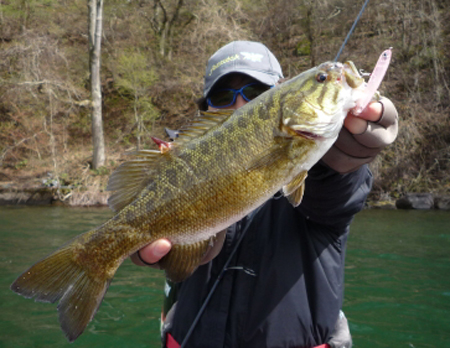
left=204, top=69, right=281, bottom=97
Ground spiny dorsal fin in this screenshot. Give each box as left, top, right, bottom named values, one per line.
left=151, top=136, right=172, bottom=153
left=283, top=170, right=308, bottom=207
left=174, top=110, right=234, bottom=146
left=107, top=150, right=161, bottom=212
left=107, top=110, right=233, bottom=212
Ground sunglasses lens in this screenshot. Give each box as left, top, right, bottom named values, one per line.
left=208, top=83, right=271, bottom=108
left=242, top=85, right=270, bottom=101
left=208, top=90, right=235, bottom=107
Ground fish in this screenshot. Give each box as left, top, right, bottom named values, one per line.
left=10, top=61, right=365, bottom=342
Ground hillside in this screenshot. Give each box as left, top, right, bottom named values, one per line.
left=1, top=0, right=449, bottom=205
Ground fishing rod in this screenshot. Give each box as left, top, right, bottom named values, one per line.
left=179, top=2, right=372, bottom=347
left=334, top=0, right=371, bottom=62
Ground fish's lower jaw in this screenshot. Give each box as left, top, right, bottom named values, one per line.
left=294, top=129, right=322, bottom=140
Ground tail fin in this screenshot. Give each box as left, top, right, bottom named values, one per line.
left=11, top=246, right=113, bottom=342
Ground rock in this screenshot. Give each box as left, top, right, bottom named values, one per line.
left=0, top=188, right=54, bottom=205
left=396, top=193, right=434, bottom=210
left=434, top=195, right=450, bottom=210
left=368, top=200, right=397, bottom=209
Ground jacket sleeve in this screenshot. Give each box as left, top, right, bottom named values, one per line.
left=297, top=161, right=373, bottom=229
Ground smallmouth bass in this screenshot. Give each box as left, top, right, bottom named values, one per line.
left=11, top=61, right=365, bottom=341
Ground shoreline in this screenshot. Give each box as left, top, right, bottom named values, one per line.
left=1, top=186, right=449, bottom=210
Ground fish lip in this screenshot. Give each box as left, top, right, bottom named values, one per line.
left=288, top=120, right=339, bottom=140
left=294, top=130, right=322, bottom=140
left=283, top=123, right=322, bottom=140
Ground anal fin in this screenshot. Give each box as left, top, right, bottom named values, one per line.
left=159, top=237, right=214, bottom=282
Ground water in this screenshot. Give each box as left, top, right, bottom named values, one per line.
left=345, top=210, right=450, bottom=347
left=0, top=206, right=165, bottom=348
left=1, top=207, right=449, bottom=348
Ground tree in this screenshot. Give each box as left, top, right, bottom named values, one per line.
left=88, top=0, right=105, bottom=169
left=143, top=0, right=190, bottom=59
left=115, top=51, right=159, bottom=150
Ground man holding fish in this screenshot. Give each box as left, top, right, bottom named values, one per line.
left=133, top=41, right=398, bottom=348
left=11, top=39, right=398, bottom=347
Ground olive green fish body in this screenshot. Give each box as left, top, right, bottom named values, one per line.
left=11, top=61, right=365, bottom=341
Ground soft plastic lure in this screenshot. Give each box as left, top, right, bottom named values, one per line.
left=353, top=47, right=392, bottom=115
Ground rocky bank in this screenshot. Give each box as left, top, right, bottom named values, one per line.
left=1, top=185, right=450, bottom=210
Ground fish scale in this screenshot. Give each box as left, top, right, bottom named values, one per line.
left=11, top=60, right=365, bottom=342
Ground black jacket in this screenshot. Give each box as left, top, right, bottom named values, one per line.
left=168, top=162, right=372, bottom=348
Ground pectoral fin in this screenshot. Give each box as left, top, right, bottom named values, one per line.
left=159, top=237, right=215, bottom=282
left=246, top=143, right=285, bottom=172
left=283, top=171, right=308, bottom=207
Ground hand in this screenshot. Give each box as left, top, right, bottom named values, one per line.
left=131, top=230, right=227, bottom=267
left=327, top=310, right=353, bottom=348
left=322, top=97, right=398, bottom=173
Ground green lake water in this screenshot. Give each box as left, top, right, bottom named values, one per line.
left=0, top=206, right=449, bottom=347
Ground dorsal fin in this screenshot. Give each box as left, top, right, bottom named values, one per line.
left=107, top=150, right=161, bottom=212
left=151, top=136, right=172, bottom=153
left=174, top=110, right=234, bottom=146
left=107, top=110, right=233, bottom=212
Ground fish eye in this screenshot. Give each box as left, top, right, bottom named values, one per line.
left=316, top=73, right=328, bottom=83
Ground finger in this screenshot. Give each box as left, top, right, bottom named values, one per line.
left=345, top=102, right=383, bottom=135
left=344, top=113, right=368, bottom=135
left=353, top=97, right=399, bottom=148
left=321, top=127, right=380, bottom=173
left=130, top=239, right=172, bottom=267
left=375, top=97, right=398, bottom=128
left=356, top=101, right=383, bottom=122
left=353, top=120, right=398, bottom=148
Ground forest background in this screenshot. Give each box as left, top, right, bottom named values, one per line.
left=0, top=0, right=449, bottom=206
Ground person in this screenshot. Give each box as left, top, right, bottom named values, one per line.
left=131, top=41, right=398, bottom=348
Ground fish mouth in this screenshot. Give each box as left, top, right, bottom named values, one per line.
left=282, top=120, right=324, bottom=140
left=294, top=129, right=321, bottom=140
left=288, top=121, right=341, bottom=140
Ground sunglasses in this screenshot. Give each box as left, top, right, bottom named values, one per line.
left=207, top=83, right=272, bottom=109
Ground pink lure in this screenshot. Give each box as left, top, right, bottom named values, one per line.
left=353, top=48, right=392, bottom=115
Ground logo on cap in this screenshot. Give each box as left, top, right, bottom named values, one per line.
left=208, top=54, right=240, bottom=76
left=241, top=52, right=263, bottom=62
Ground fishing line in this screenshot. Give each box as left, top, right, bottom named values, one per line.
left=179, top=207, right=261, bottom=348
left=334, top=0, right=370, bottom=62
